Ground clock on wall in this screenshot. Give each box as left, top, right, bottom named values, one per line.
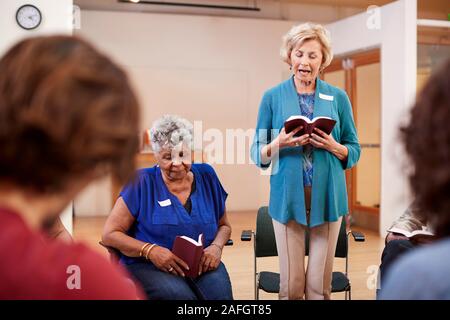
left=16, top=4, right=42, bottom=30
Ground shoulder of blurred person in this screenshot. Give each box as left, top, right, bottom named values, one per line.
left=379, top=237, right=450, bottom=300
left=0, top=208, right=143, bottom=299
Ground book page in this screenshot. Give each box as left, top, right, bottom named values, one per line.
left=388, top=227, right=434, bottom=238
left=285, top=115, right=311, bottom=123
left=180, top=233, right=203, bottom=246
left=311, top=116, right=333, bottom=122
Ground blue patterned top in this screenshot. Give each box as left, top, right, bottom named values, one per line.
left=298, top=92, right=315, bottom=186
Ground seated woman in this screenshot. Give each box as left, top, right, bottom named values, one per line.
left=102, top=115, right=233, bottom=300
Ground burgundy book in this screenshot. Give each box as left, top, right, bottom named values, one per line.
left=172, top=233, right=204, bottom=278
left=284, top=115, right=336, bottom=137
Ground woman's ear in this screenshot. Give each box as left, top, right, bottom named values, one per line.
left=286, top=52, right=292, bottom=70
left=319, top=59, right=326, bottom=73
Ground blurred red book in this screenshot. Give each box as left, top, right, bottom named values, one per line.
left=172, top=234, right=204, bottom=278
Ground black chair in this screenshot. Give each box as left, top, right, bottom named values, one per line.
left=241, top=206, right=365, bottom=300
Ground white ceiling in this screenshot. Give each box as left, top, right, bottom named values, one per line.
left=73, top=0, right=449, bottom=22
left=280, top=0, right=392, bottom=7
left=73, top=0, right=389, bottom=23
left=74, top=0, right=395, bottom=9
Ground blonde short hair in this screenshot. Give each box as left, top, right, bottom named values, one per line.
left=280, top=22, right=333, bottom=72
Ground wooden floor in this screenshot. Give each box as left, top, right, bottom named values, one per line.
left=73, top=210, right=385, bottom=300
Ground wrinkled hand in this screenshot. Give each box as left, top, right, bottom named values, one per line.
left=276, top=126, right=310, bottom=149
left=148, top=246, right=189, bottom=277
left=198, top=245, right=222, bottom=276
left=309, top=127, right=338, bottom=151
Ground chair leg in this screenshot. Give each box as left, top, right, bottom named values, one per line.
left=255, top=274, right=259, bottom=300
left=255, top=278, right=260, bottom=301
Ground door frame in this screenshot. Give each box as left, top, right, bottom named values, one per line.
left=324, top=49, right=381, bottom=216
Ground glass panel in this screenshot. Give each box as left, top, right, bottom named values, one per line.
left=417, top=43, right=450, bottom=91
left=355, top=63, right=381, bottom=209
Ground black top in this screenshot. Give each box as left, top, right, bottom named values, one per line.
left=183, top=174, right=196, bottom=214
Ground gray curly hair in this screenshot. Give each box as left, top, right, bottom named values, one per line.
left=150, top=115, right=193, bottom=153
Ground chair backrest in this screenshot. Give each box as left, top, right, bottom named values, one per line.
left=255, top=206, right=348, bottom=259
left=304, top=217, right=348, bottom=258
left=255, top=206, right=278, bottom=257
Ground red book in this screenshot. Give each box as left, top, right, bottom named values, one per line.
left=284, top=115, right=336, bottom=137
left=172, top=233, right=204, bottom=278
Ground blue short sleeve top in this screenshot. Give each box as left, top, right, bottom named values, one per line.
left=119, top=163, right=228, bottom=265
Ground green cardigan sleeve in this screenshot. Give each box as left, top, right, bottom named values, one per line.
left=251, top=92, right=273, bottom=169
left=338, top=91, right=361, bottom=169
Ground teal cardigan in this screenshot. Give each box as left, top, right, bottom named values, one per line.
left=251, top=77, right=360, bottom=227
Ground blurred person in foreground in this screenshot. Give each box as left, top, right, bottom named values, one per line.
left=379, top=59, right=450, bottom=300
left=0, top=35, right=144, bottom=299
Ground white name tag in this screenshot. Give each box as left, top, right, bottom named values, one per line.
left=158, top=199, right=172, bottom=207
left=319, top=93, right=334, bottom=101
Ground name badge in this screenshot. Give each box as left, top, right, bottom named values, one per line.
left=158, top=199, right=172, bottom=207
left=319, top=93, right=334, bottom=101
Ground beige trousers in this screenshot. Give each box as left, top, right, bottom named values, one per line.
left=272, top=187, right=342, bottom=300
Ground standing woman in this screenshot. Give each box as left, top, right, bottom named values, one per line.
left=251, top=23, right=360, bottom=300
left=102, top=115, right=233, bottom=300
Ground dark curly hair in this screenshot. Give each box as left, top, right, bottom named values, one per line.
left=400, top=59, right=450, bottom=238
left=0, top=35, right=140, bottom=193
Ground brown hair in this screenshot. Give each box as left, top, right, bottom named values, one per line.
left=0, top=35, right=140, bottom=193
left=400, top=59, right=450, bottom=238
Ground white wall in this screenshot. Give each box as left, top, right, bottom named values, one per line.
left=326, top=0, right=417, bottom=235
left=0, top=0, right=73, bottom=53
left=0, top=0, right=73, bottom=232
left=75, top=10, right=295, bottom=215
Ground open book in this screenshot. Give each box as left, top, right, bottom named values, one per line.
left=172, top=233, right=204, bottom=278
left=387, top=226, right=434, bottom=240
left=284, top=115, right=336, bottom=137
